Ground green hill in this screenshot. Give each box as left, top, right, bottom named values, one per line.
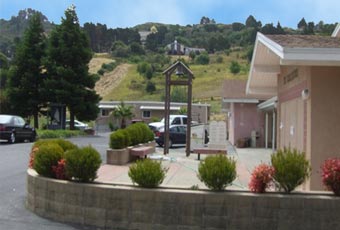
left=90, top=51, right=248, bottom=114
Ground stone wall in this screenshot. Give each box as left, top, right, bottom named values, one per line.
left=27, top=169, right=340, bottom=230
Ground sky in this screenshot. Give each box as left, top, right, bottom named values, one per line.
left=1, top=0, right=340, bottom=29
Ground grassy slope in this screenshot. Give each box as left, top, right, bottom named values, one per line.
left=90, top=51, right=249, bottom=113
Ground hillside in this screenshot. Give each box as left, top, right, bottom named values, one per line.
left=89, top=51, right=248, bottom=108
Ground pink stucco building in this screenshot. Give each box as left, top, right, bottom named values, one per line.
left=222, top=79, right=269, bottom=148
left=247, top=27, right=340, bottom=191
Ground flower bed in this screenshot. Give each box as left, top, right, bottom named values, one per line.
left=27, top=168, right=340, bottom=230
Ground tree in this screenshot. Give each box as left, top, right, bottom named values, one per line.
left=145, top=81, right=156, bottom=94
left=195, top=52, right=210, bottom=65
left=111, top=40, right=130, bottom=57
left=189, top=51, right=196, bottom=61
left=230, top=61, right=241, bottom=74
left=276, top=22, right=285, bottom=34
left=7, top=13, right=46, bottom=128
left=304, top=22, right=315, bottom=35
left=113, top=101, right=133, bottom=129
left=45, top=5, right=100, bottom=129
left=298, top=18, right=307, bottom=30
left=246, top=15, right=261, bottom=28
left=130, top=42, right=145, bottom=55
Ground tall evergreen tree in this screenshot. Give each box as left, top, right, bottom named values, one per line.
left=7, top=13, right=46, bottom=128
left=298, top=18, right=307, bottom=30
left=45, top=5, right=101, bottom=129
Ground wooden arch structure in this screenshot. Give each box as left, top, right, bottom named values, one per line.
left=163, top=61, right=194, bottom=156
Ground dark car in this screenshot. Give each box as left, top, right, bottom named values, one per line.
left=0, top=114, right=37, bottom=143
left=155, top=125, right=186, bottom=148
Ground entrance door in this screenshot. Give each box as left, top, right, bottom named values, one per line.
left=280, top=98, right=304, bottom=152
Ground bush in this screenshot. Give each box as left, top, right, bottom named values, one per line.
left=198, top=155, right=236, bottom=191
left=33, top=139, right=77, bottom=151
left=37, top=129, right=84, bottom=139
left=33, top=143, right=64, bottom=178
left=109, top=129, right=131, bottom=149
left=30, top=139, right=76, bottom=169
left=271, top=147, right=311, bottom=193
left=52, top=159, right=68, bottom=180
left=248, top=163, right=275, bottom=193
left=65, top=146, right=102, bottom=182
left=321, top=158, right=340, bottom=195
left=130, top=122, right=154, bottom=143
left=195, top=52, right=210, bottom=65
left=128, top=159, right=167, bottom=188
left=229, top=60, right=241, bottom=74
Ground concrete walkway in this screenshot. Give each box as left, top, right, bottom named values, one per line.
left=96, top=143, right=273, bottom=191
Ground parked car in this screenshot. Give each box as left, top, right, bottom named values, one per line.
left=148, top=115, right=188, bottom=132
left=0, top=114, right=36, bottom=143
left=154, top=125, right=186, bottom=148
left=65, top=120, right=89, bottom=130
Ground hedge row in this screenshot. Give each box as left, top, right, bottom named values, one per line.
left=109, top=122, right=154, bottom=149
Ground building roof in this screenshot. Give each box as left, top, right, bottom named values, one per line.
left=266, top=34, right=340, bottom=48
left=222, top=79, right=269, bottom=102
left=246, top=32, right=340, bottom=97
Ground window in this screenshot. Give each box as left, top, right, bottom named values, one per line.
left=172, top=117, right=181, bottom=125
left=143, top=110, right=151, bottom=118
left=101, top=109, right=110, bottom=117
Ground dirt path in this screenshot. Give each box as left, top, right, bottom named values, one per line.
left=94, top=63, right=131, bottom=97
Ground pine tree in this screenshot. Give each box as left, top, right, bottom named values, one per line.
left=7, top=13, right=46, bottom=128
left=45, top=5, right=101, bottom=129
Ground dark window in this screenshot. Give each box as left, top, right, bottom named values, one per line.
left=101, top=109, right=110, bottom=116
left=172, top=117, right=181, bottom=125
left=143, top=111, right=151, bottom=118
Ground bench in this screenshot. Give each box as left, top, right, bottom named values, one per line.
left=130, top=146, right=155, bottom=159
left=191, top=148, right=227, bottom=160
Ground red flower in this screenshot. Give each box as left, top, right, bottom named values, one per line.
left=52, top=158, right=68, bottom=180
left=249, top=163, right=275, bottom=193
left=321, top=158, right=340, bottom=196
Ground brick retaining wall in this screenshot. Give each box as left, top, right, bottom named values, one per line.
left=26, top=169, right=340, bottom=230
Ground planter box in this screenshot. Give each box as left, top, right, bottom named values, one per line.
left=27, top=168, right=340, bottom=230
left=107, top=141, right=156, bottom=165
left=106, top=148, right=130, bottom=165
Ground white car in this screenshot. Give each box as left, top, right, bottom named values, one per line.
left=65, top=120, right=89, bottom=130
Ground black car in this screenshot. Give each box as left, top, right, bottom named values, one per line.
left=0, top=115, right=37, bottom=143
left=155, top=125, right=186, bottom=147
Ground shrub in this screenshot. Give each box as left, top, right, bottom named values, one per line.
left=248, top=163, right=275, bottom=193
left=195, top=52, right=210, bottom=65
left=109, top=129, right=130, bottom=149
left=128, top=159, right=167, bottom=188
left=33, top=139, right=77, bottom=152
left=126, top=124, right=143, bottom=145
left=271, top=147, right=311, bottom=193
left=198, top=155, right=236, bottom=191
left=229, top=60, right=241, bottom=74
left=52, top=159, right=68, bottom=180
left=33, top=143, right=64, bottom=178
left=321, top=158, right=340, bottom=195
left=130, top=122, right=154, bottom=143
left=37, top=129, right=84, bottom=139
left=65, top=146, right=102, bottom=182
